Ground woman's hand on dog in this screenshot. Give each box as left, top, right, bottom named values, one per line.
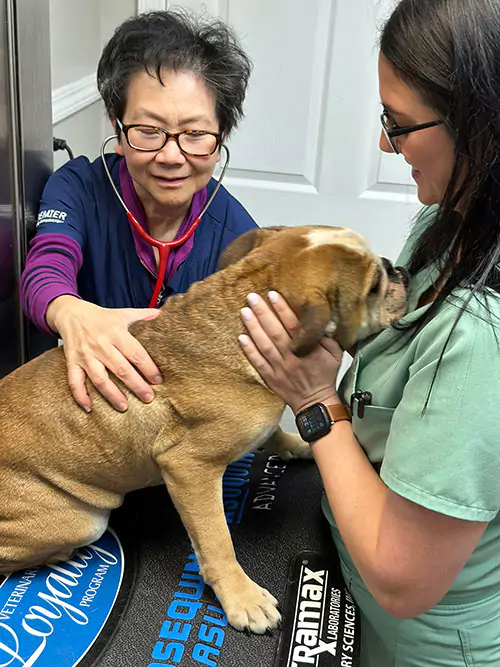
left=46, top=295, right=163, bottom=412
left=238, top=291, right=343, bottom=414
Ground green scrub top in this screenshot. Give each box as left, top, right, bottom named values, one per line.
left=322, top=206, right=500, bottom=666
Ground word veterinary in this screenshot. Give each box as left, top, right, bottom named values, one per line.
left=0, top=542, right=119, bottom=667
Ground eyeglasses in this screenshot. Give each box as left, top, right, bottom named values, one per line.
left=380, top=110, right=444, bottom=155
left=116, top=118, right=222, bottom=157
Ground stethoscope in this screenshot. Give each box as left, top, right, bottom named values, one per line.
left=100, top=134, right=231, bottom=308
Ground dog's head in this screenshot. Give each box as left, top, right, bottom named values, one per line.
left=219, top=225, right=409, bottom=356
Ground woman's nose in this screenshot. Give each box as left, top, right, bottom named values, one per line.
left=379, top=129, right=395, bottom=154
left=155, top=137, right=186, bottom=164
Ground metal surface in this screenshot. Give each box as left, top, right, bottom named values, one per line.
left=0, top=0, right=53, bottom=378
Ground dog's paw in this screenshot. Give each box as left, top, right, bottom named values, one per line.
left=217, top=576, right=281, bottom=634
left=273, top=432, right=312, bottom=460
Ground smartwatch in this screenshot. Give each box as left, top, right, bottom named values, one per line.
left=295, top=402, right=352, bottom=443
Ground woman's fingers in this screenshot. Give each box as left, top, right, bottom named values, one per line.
left=57, top=301, right=164, bottom=412
left=267, top=291, right=299, bottom=333
left=239, top=295, right=342, bottom=410
left=241, top=305, right=284, bottom=366
left=65, top=334, right=158, bottom=412
left=112, top=331, right=163, bottom=388
left=238, top=334, right=275, bottom=383
left=319, top=336, right=345, bottom=363
left=117, top=309, right=163, bottom=385
left=83, top=356, right=129, bottom=411
left=66, top=352, right=129, bottom=413
left=67, top=364, right=92, bottom=412
left=101, top=345, right=156, bottom=407
left=243, top=292, right=295, bottom=358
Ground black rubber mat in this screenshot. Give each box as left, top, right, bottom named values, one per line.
left=0, top=451, right=360, bottom=667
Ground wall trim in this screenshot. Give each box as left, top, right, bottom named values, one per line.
left=52, top=73, right=100, bottom=125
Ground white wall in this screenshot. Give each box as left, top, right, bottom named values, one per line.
left=50, top=0, right=101, bottom=89
left=149, top=0, right=420, bottom=263
left=50, top=0, right=136, bottom=170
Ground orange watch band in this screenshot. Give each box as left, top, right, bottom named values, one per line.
left=325, top=403, right=352, bottom=423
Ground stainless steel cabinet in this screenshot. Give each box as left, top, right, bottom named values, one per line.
left=0, top=0, right=54, bottom=378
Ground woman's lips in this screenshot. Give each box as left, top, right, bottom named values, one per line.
left=153, top=175, right=188, bottom=187
left=411, top=168, right=421, bottom=180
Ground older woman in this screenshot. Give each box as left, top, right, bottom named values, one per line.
left=21, top=10, right=254, bottom=412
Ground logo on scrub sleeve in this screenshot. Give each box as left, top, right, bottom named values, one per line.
left=36, top=209, right=68, bottom=226
left=0, top=529, right=124, bottom=667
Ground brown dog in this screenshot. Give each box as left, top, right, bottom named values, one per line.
left=0, top=226, right=407, bottom=634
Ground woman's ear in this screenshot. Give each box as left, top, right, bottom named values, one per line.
left=110, top=114, right=119, bottom=134
left=110, top=115, right=125, bottom=156
left=216, top=134, right=227, bottom=164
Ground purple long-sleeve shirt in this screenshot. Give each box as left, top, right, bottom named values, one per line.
left=20, top=233, right=82, bottom=334
left=21, top=158, right=207, bottom=335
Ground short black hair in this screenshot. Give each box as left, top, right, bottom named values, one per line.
left=97, top=9, right=253, bottom=136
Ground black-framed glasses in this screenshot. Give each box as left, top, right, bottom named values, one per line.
left=116, top=118, right=222, bottom=156
left=380, top=110, right=444, bottom=154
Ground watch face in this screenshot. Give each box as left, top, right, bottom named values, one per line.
left=296, top=404, right=331, bottom=442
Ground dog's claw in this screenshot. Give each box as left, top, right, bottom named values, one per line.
left=265, top=628, right=274, bottom=637
left=244, top=625, right=252, bottom=637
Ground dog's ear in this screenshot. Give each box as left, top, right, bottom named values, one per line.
left=288, top=294, right=335, bottom=357
left=217, top=226, right=286, bottom=270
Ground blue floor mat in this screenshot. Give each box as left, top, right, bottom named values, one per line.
left=0, top=451, right=360, bottom=667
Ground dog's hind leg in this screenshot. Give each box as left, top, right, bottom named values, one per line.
left=263, top=427, right=312, bottom=460
left=157, top=436, right=281, bottom=635
left=0, top=506, right=110, bottom=574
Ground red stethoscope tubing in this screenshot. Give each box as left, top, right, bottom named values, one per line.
left=100, top=136, right=230, bottom=309
left=125, top=210, right=201, bottom=308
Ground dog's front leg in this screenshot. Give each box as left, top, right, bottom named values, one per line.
left=263, top=427, right=312, bottom=460
left=157, top=448, right=281, bottom=634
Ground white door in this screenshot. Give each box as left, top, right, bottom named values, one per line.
left=141, top=0, right=421, bottom=261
